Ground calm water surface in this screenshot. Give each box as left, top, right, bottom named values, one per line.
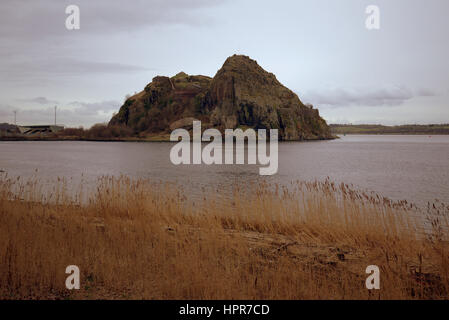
left=1, top=135, right=448, bottom=206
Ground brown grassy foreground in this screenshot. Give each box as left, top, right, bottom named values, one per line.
left=0, top=176, right=448, bottom=300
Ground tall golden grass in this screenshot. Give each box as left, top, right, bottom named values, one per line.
left=0, top=175, right=448, bottom=299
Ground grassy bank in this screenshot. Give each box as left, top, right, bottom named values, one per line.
left=0, top=176, right=448, bottom=299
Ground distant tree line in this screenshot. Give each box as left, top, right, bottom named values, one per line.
left=330, top=124, right=449, bottom=135
left=57, top=124, right=134, bottom=139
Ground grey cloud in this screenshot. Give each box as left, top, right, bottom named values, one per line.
left=301, top=86, right=438, bottom=108
left=0, top=0, right=225, bottom=40
left=0, top=100, right=121, bottom=127
left=415, top=88, right=437, bottom=97
left=68, top=100, right=121, bottom=116
left=0, top=59, right=151, bottom=83
left=0, top=105, right=15, bottom=118
left=0, top=0, right=222, bottom=81
left=17, top=97, right=58, bottom=105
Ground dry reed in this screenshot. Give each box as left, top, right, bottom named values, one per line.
left=0, top=175, right=448, bottom=299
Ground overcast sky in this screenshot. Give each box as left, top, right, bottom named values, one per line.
left=1, top=0, right=448, bottom=127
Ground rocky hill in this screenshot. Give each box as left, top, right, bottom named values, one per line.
left=109, top=55, right=332, bottom=140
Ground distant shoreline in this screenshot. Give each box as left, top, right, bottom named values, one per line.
left=0, top=136, right=171, bottom=142
left=330, top=124, right=449, bottom=135
left=0, top=135, right=336, bottom=142
left=3, top=123, right=449, bottom=142
left=2, top=133, right=448, bottom=142
left=0, top=130, right=337, bottom=142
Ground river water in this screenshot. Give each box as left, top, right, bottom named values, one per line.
left=1, top=135, right=448, bottom=206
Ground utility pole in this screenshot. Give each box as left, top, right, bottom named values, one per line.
left=13, top=110, right=17, bottom=125
left=54, top=106, right=57, bottom=126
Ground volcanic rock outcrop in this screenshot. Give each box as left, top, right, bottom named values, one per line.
left=109, top=55, right=332, bottom=140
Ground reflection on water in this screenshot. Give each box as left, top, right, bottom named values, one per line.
left=1, top=135, right=448, bottom=206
